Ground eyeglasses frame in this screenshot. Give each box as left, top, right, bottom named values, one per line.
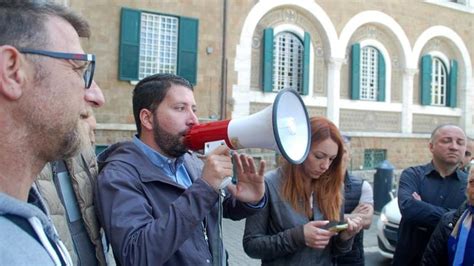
left=18, top=48, right=96, bottom=89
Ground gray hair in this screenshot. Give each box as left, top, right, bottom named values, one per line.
left=0, top=0, right=90, bottom=49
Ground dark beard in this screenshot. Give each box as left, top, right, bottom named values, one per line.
left=152, top=116, right=188, bottom=158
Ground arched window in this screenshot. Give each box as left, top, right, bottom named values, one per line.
left=431, top=57, right=447, bottom=106
left=420, top=54, right=458, bottom=107
left=350, top=43, right=386, bottom=102
left=360, top=46, right=379, bottom=101
left=262, top=28, right=310, bottom=95
left=272, top=32, right=304, bottom=92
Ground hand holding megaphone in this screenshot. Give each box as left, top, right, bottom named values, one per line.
left=201, top=145, right=266, bottom=202
left=201, top=145, right=233, bottom=191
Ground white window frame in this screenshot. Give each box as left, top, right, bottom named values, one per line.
left=431, top=57, right=448, bottom=106
left=139, top=13, right=179, bottom=80
left=428, top=51, right=450, bottom=106
left=358, top=40, right=392, bottom=103
left=272, top=31, right=304, bottom=93
left=360, top=46, right=378, bottom=101
left=272, top=24, right=314, bottom=97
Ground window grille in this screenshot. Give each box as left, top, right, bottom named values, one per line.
left=272, top=32, right=304, bottom=92
left=431, top=57, right=447, bottom=106
left=139, top=13, right=178, bottom=80
left=360, top=46, right=378, bottom=101
left=363, top=149, right=387, bottom=169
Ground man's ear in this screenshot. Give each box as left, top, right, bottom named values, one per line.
left=0, top=46, right=25, bottom=100
left=139, top=109, right=154, bottom=131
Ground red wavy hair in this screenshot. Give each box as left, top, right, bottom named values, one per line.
left=280, top=116, right=345, bottom=221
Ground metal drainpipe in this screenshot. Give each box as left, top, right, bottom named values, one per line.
left=219, top=0, right=228, bottom=120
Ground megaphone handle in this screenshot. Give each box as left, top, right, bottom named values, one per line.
left=218, top=155, right=238, bottom=189
left=218, top=176, right=233, bottom=190
left=231, top=152, right=238, bottom=184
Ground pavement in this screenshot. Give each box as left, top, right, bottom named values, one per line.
left=222, top=214, right=392, bottom=266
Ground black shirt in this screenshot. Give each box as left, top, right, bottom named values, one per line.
left=393, top=162, right=467, bottom=266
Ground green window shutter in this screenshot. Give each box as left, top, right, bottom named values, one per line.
left=177, top=17, right=199, bottom=85
left=351, top=43, right=360, bottom=100
left=301, top=32, right=310, bottom=96
left=447, top=59, right=458, bottom=107
left=377, top=50, right=386, bottom=101
left=119, top=8, right=141, bottom=80
left=420, top=55, right=432, bottom=105
left=263, top=28, right=274, bottom=92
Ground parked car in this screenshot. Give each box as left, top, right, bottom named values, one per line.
left=376, top=196, right=401, bottom=258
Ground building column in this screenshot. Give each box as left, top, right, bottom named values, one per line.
left=326, top=57, right=344, bottom=126
left=462, top=69, right=473, bottom=136
left=401, top=68, right=417, bottom=134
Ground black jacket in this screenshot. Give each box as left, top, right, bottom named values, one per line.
left=421, top=202, right=467, bottom=266
left=335, top=172, right=364, bottom=266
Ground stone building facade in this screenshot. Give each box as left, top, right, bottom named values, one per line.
left=66, top=0, right=474, bottom=172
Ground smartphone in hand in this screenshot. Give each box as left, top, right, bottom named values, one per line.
left=324, top=221, right=348, bottom=233
left=328, top=223, right=348, bottom=232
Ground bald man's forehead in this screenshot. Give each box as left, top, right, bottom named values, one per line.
left=433, top=126, right=466, bottom=140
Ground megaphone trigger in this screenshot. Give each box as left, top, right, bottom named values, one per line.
left=204, top=140, right=227, bottom=155
left=203, top=142, right=238, bottom=186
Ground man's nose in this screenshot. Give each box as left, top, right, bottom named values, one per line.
left=187, top=110, right=199, bottom=126
left=85, top=80, right=105, bottom=107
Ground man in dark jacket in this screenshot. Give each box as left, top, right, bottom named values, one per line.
left=422, top=169, right=474, bottom=266
left=94, top=73, right=266, bottom=266
left=393, top=124, right=468, bottom=266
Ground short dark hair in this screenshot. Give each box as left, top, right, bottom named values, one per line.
left=0, top=0, right=90, bottom=49
left=132, top=73, right=193, bottom=135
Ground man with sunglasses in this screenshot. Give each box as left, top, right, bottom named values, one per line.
left=0, top=1, right=104, bottom=265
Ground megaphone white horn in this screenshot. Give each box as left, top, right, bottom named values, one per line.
left=184, top=89, right=311, bottom=164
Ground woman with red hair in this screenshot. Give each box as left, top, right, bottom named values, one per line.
left=243, top=116, right=363, bottom=265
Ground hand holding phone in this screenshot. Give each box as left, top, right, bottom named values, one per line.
left=328, top=223, right=348, bottom=233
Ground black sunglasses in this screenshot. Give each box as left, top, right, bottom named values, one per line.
left=18, top=48, right=96, bottom=89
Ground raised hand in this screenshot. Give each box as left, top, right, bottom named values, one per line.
left=226, top=152, right=266, bottom=204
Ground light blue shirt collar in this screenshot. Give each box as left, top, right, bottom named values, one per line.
left=133, top=135, right=191, bottom=187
